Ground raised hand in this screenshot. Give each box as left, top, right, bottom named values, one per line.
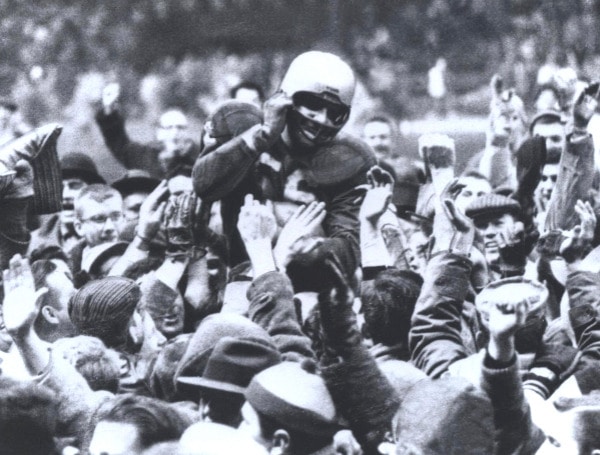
left=2, top=254, right=47, bottom=338
left=251, top=91, right=293, bottom=150
left=136, top=180, right=169, bottom=243
left=164, top=191, right=203, bottom=255
left=237, top=194, right=277, bottom=244
left=274, top=201, right=326, bottom=270
left=418, top=133, right=456, bottom=171
left=488, top=299, right=528, bottom=343
left=573, top=82, right=600, bottom=131
left=102, top=82, right=121, bottom=115
left=431, top=179, right=474, bottom=255
left=359, top=166, right=394, bottom=225
left=559, top=199, right=596, bottom=263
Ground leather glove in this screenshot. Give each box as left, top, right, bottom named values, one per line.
left=164, top=192, right=205, bottom=259
left=250, top=91, right=292, bottom=150
left=317, top=252, right=361, bottom=359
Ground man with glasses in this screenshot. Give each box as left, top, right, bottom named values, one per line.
left=96, top=82, right=200, bottom=179
left=69, top=184, right=123, bottom=275
left=193, top=51, right=376, bottom=278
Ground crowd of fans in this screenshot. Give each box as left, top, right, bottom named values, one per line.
left=1, top=47, right=600, bottom=455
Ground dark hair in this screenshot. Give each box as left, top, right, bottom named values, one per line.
left=29, top=245, right=69, bottom=264
left=361, top=269, right=423, bottom=347
left=0, top=376, right=58, bottom=455
left=31, top=260, right=60, bottom=334
left=461, top=170, right=490, bottom=182
left=365, top=115, right=394, bottom=126
left=122, top=256, right=164, bottom=281
left=255, top=407, right=332, bottom=454
left=53, top=335, right=121, bottom=393
left=230, top=81, right=264, bottom=102
left=97, top=394, right=191, bottom=449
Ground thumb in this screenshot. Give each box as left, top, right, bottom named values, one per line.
left=444, top=198, right=471, bottom=232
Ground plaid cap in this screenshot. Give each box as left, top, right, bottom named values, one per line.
left=465, top=193, right=521, bottom=220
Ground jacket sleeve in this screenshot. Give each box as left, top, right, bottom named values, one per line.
left=480, top=354, right=545, bottom=454
left=566, top=270, right=600, bottom=360
left=319, top=283, right=401, bottom=455
left=0, top=198, right=30, bottom=271
left=545, top=133, right=595, bottom=232
left=192, top=126, right=262, bottom=203
left=36, top=350, right=112, bottom=447
left=246, top=271, right=315, bottom=362
left=409, top=252, right=471, bottom=378
left=95, top=109, right=154, bottom=170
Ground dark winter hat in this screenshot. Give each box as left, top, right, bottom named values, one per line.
left=60, top=152, right=105, bottom=184
left=245, top=362, right=344, bottom=437
left=177, top=336, right=281, bottom=394
left=393, top=377, right=495, bottom=455
left=208, top=100, right=262, bottom=141
left=465, top=193, right=521, bottom=220
left=68, top=276, right=140, bottom=347
left=111, top=169, right=160, bottom=197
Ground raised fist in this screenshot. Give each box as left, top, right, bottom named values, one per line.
left=102, top=83, right=121, bottom=115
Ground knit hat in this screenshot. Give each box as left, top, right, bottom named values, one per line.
left=245, top=362, right=343, bottom=437
left=208, top=100, right=262, bottom=141
left=465, top=193, right=521, bottom=220
left=178, top=336, right=281, bottom=394
left=68, top=276, right=140, bottom=347
left=393, top=377, right=495, bottom=454
left=60, top=152, right=105, bottom=184
left=111, top=169, right=160, bottom=197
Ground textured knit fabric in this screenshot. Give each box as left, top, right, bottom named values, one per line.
left=465, top=192, right=521, bottom=219
left=68, top=276, right=140, bottom=346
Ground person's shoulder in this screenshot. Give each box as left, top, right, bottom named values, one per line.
left=308, top=132, right=376, bottom=186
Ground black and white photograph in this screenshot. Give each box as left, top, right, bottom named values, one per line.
left=0, top=1, right=599, bottom=454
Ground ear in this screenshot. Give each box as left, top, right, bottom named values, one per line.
left=41, top=305, right=59, bottom=325
left=73, top=219, right=84, bottom=237
left=271, top=429, right=290, bottom=455
left=128, top=311, right=143, bottom=346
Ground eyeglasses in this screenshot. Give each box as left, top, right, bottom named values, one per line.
left=292, top=92, right=350, bottom=126
left=81, top=212, right=123, bottom=225
left=159, top=123, right=187, bottom=130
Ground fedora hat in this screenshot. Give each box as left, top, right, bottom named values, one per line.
left=177, top=336, right=281, bottom=394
